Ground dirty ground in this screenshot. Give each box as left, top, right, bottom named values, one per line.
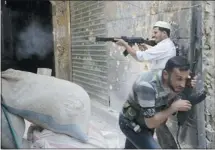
left=23, top=101, right=126, bottom=148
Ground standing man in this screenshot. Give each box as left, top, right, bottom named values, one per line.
left=118, top=56, right=196, bottom=149
left=115, top=21, right=176, bottom=71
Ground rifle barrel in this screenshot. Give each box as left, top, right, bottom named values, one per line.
left=95, top=37, right=116, bottom=42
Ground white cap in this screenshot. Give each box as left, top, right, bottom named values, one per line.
left=154, top=21, right=171, bottom=30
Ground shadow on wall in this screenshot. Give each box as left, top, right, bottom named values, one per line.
left=170, top=22, right=188, bottom=57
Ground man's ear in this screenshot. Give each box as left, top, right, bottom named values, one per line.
left=162, top=70, right=169, bottom=80
left=163, top=31, right=168, bottom=37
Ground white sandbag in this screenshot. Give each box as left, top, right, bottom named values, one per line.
left=1, top=108, right=25, bottom=148
left=1, top=69, right=91, bottom=142
left=27, top=121, right=108, bottom=148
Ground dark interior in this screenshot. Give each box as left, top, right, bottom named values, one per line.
left=1, top=0, right=55, bottom=76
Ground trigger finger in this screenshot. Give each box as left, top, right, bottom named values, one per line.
left=194, top=75, right=198, bottom=80
left=188, top=101, right=191, bottom=105
left=114, top=38, right=120, bottom=42
left=192, top=80, right=197, bottom=83
left=187, top=104, right=192, bottom=108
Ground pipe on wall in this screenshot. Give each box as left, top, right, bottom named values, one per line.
left=189, top=1, right=206, bottom=148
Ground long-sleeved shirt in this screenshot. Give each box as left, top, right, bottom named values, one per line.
left=135, top=38, right=176, bottom=71
left=124, top=70, right=177, bottom=128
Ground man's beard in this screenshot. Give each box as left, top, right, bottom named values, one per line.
left=168, top=81, right=176, bottom=93
left=168, top=81, right=184, bottom=94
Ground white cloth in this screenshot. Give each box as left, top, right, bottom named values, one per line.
left=135, top=38, right=176, bottom=71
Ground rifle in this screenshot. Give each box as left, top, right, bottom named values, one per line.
left=176, top=49, right=207, bottom=149
left=177, top=49, right=207, bottom=124
left=95, top=36, right=157, bottom=56
left=185, top=50, right=200, bottom=88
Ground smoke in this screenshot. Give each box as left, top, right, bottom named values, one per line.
left=16, top=21, right=53, bottom=60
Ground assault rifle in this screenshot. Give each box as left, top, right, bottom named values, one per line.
left=176, top=49, right=207, bottom=149
left=95, top=36, right=157, bottom=56
left=177, top=49, right=207, bottom=126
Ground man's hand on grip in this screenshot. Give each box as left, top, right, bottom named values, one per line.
left=170, top=99, right=192, bottom=112
left=114, top=38, right=127, bottom=47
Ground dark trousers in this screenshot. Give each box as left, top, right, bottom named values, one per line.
left=119, top=113, right=161, bottom=149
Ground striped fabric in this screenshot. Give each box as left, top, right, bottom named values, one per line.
left=125, top=70, right=176, bottom=119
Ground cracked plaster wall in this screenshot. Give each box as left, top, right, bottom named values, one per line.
left=202, top=1, right=215, bottom=148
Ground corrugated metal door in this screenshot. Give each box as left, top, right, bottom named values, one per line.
left=70, top=1, right=109, bottom=106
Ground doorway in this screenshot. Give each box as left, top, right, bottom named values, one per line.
left=1, top=0, right=55, bottom=76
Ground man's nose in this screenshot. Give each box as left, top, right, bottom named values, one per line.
left=180, top=82, right=186, bottom=88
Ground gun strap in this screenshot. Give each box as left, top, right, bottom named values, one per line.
left=1, top=95, right=21, bottom=148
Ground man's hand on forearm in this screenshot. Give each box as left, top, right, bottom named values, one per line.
left=124, top=43, right=138, bottom=57
left=144, top=107, right=176, bottom=129
left=114, top=39, right=138, bottom=57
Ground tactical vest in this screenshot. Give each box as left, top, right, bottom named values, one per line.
left=122, top=72, right=175, bottom=127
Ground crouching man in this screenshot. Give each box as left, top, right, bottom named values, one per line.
left=119, top=56, right=193, bottom=149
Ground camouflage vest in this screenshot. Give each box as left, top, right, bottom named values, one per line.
left=123, top=71, right=176, bottom=126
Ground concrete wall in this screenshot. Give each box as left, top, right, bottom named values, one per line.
left=202, top=1, right=215, bottom=148
left=104, top=0, right=193, bottom=112
left=51, top=1, right=215, bottom=148
left=103, top=1, right=214, bottom=148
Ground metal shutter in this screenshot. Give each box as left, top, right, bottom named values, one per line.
left=70, top=1, right=109, bottom=106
